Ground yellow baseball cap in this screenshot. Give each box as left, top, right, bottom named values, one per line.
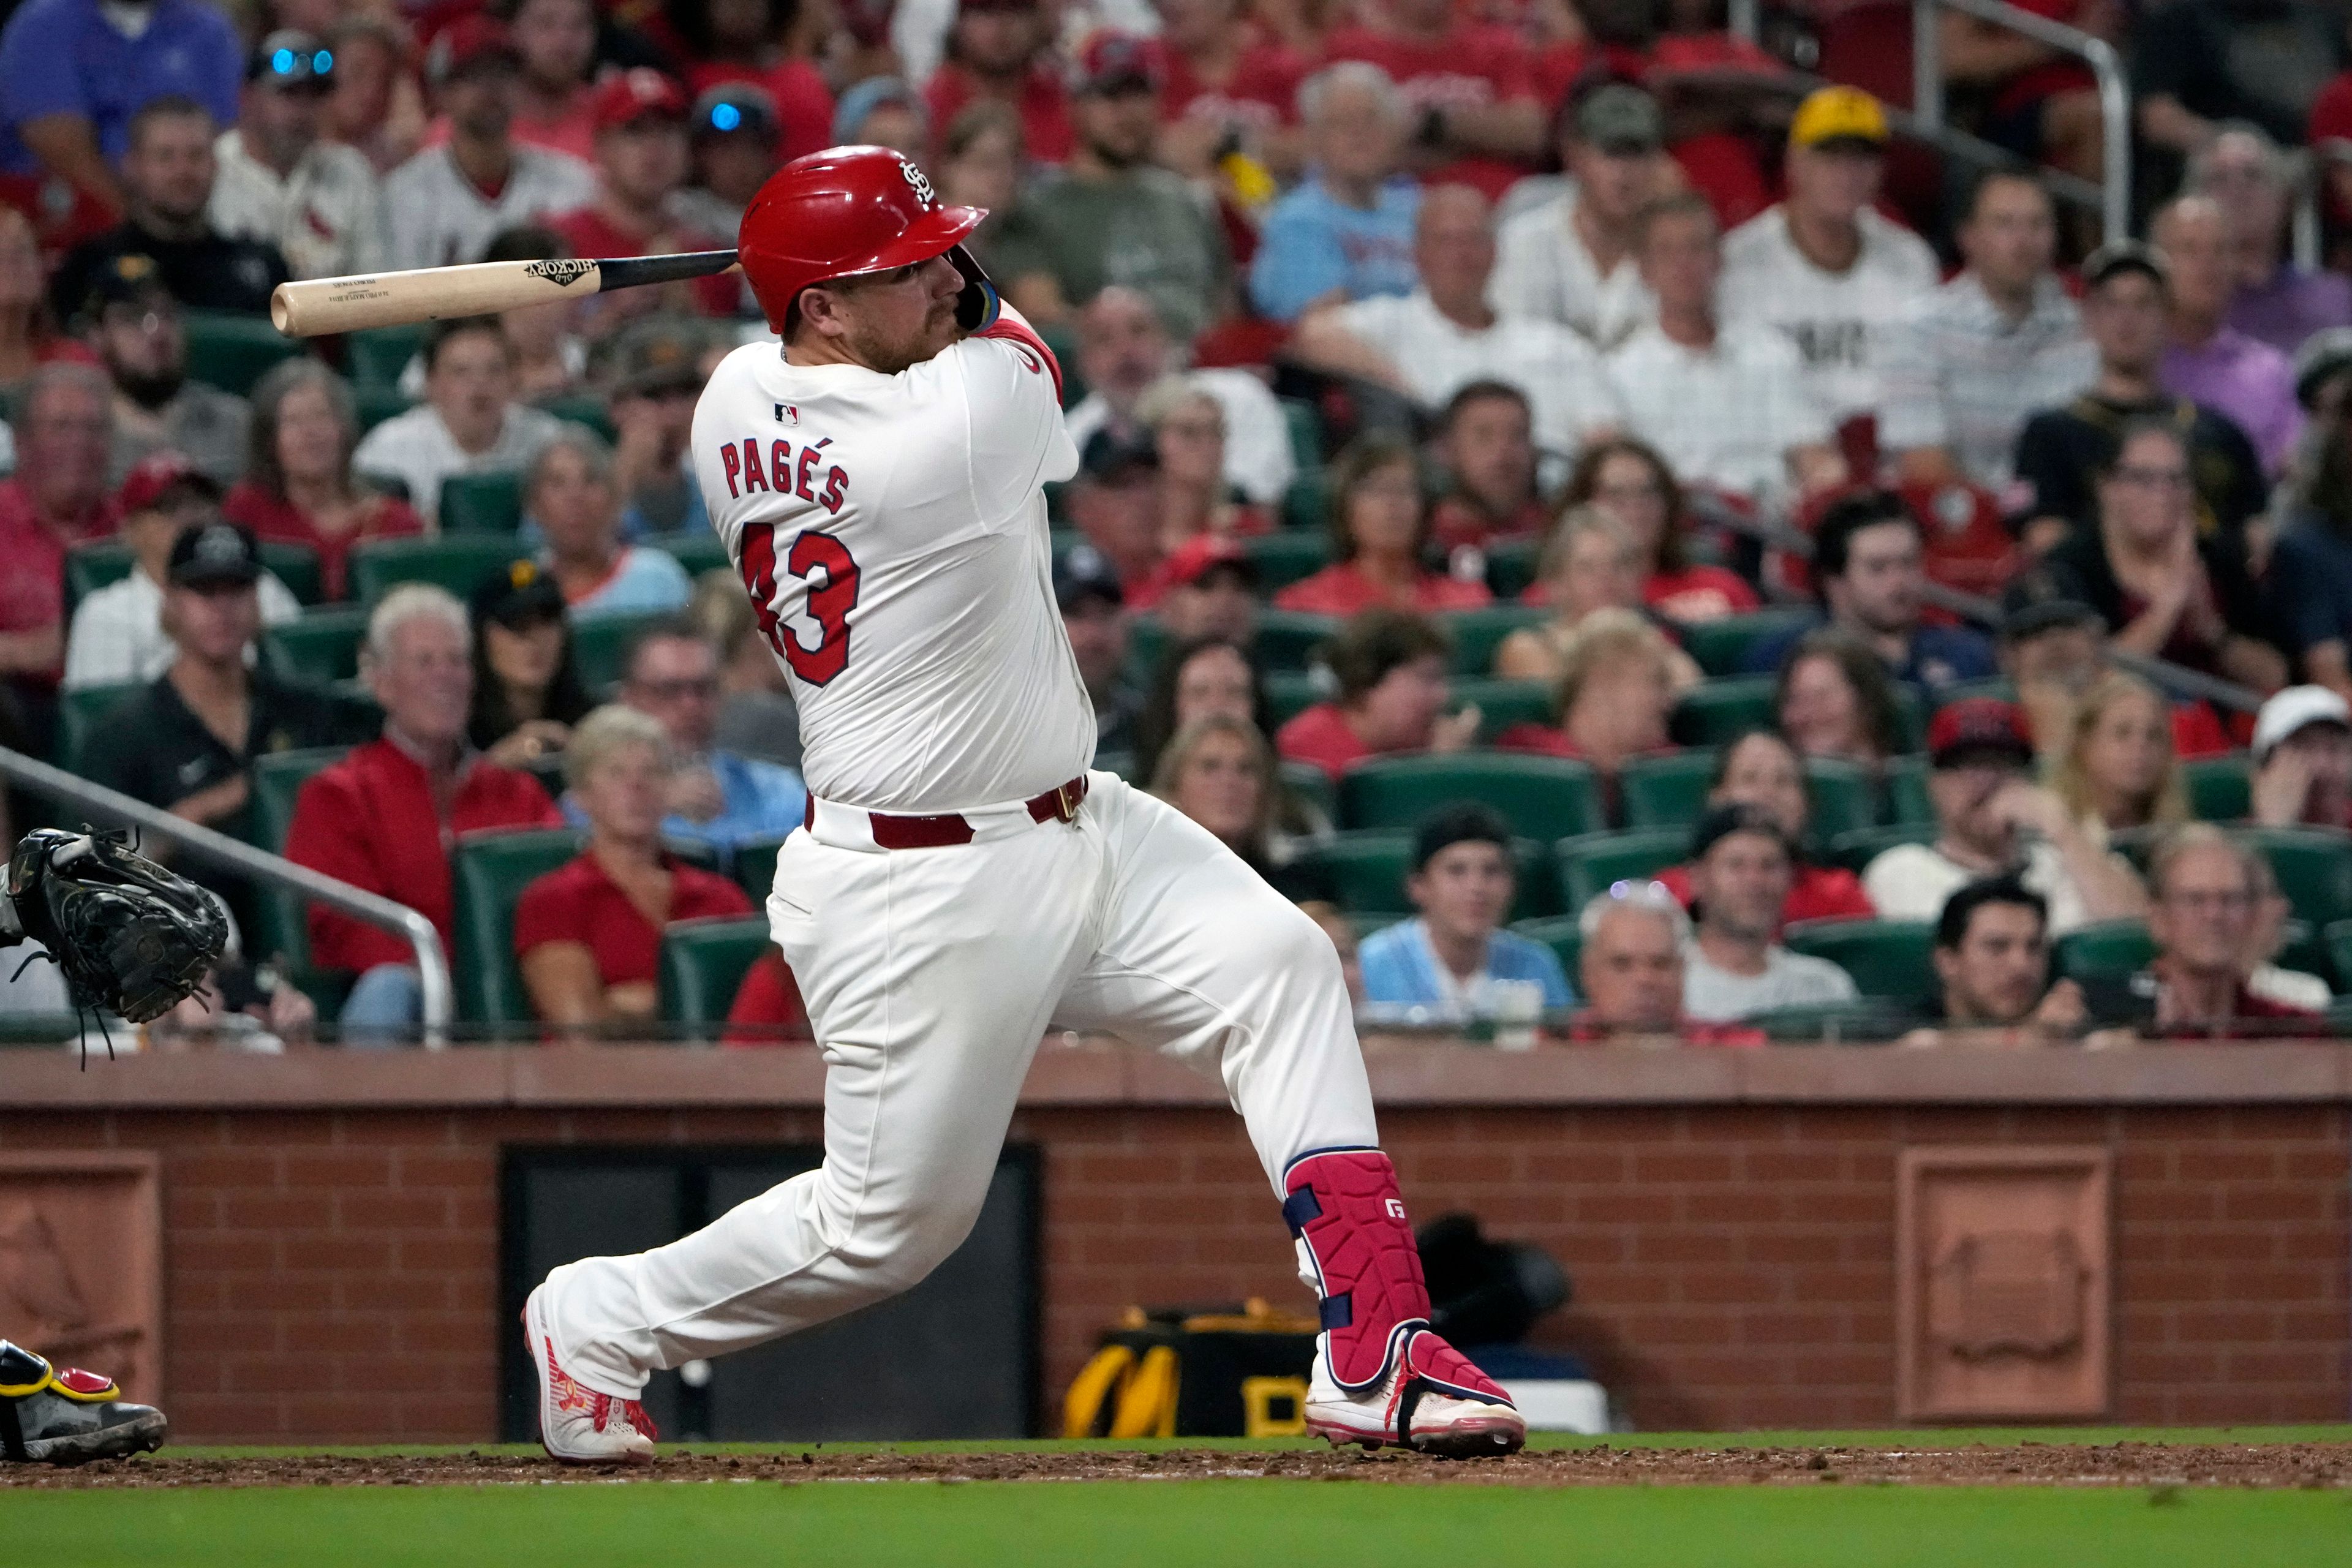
left=1790, top=85, right=1890, bottom=150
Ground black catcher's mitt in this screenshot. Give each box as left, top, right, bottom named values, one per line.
left=4, top=829, right=228, bottom=1023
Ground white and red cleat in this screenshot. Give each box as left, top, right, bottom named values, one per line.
left=1304, top=1326, right=1527, bottom=1458
left=522, top=1286, right=656, bottom=1464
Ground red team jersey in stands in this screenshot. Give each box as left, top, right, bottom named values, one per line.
left=1323, top=24, right=1537, bottom=200
left=511, top=851, right=755, bottom=988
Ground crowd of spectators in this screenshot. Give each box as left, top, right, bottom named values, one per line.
left=7, top=0, right=2352, bottom=1047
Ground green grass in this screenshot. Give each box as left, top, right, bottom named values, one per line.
left=6, top=1479, right=2351, bottom=1567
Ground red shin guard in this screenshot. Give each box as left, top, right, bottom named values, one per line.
left=1281, top=1147, right=1434, bottom=1392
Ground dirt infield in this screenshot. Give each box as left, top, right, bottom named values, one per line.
left=9, top=1441, right=2352, bottom=1490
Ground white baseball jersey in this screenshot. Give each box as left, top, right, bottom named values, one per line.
left=691, top=307, right=1091, bottom=813
left=1717, top=203, right=1939, bottom=423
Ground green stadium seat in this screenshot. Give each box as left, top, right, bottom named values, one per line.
left=1483, top=538, right=1539, bottom=600
left=1826, top=823, right=1934, bottom=875
left=1265, top=670, right=1322, bottom=726
left=2328, top=919, right=2352, bottom=995
left=657, top=530, right=729, bottom=578
left=62, top=543, right=134, bottom=614
left=1296, top=830, right=1557, bottom=919
left=1279, top=759, right=1335, bottom=821
left=1280, top=397, right=1322, bottom=470
left=2182, top=755, right=2252, bottom=822
left=541, top=393, right=616, bottom=443
left=1749, top=1000, right=1912, bottom=1042
left=1555, top=828, right=1686, bottom=911
left=1038, top=322, right=1085, bottom=409
left=659, top=916, right=773, bottom=1041
left=1438, top=604, right=1548, bottom=675
left=350, top=535, right=523, bottom=604
left=1782, top=918, right=1935, bottom=1000
left=437, top=471, right=527, bottom=534
left=450, top=827, right=585, bottom=1030
left=1280, top=472, right=1329, bottom=533
left=1669, top=676, right=1777, bottom=746
left=263, top=608, right=369, bottom=685
left=731, top=835, right=787, bottom=904
left=260, top=542, right=325, bottom=606
left=2053, top=919, right=2157, bottom=986
left=1241, top=532, right=1332, bottom=591
left=1929, top=676, right=2016, bottom=713
left=181, top=309, right=306, bottom=397
left=1678, top=609, right=1816, bottom=679
left=1803, top=757, right=1880, bottom=841
left=1507, top=914, right=1583, bottom=981
left=1257, top=609, right=1339, bottom=672
left=1453, top=677, right=1555, bottom=739
left=355, top=385, right=411, bottom=433
left=1336, top=752, right=1603, bottom=842
left=573, top=610, right=668, bottom=693
left=1891, top=686, right=1928, bottom=753
left=56, top=682, right=140, bottom=772
left=1619, top=750, right=1717, bottom=834
left=2240, top=827, right=2352, bottom=928
left=345, top=325, right=427, bottom=390
left=1885, top=755, right=1932, bottom=824
left=246, top=746, right=353, bottom=972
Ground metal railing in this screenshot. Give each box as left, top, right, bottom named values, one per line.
left=0, top=747, right=454, bottom=1045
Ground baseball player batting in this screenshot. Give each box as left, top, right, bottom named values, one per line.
left=519, top=146, right=1526, bottom=1463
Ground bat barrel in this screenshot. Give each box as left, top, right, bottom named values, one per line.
left=270, top=250, right=739, bottom=337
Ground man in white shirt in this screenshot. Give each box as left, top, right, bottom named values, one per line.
left=1880, top=169, right=2095, bottom=491
left=208, top=31, right=390, bottom=281
left=1291, top=184, right=1623, bottom=460
left=63, top=452, right=300, bottom=692
left=1607, top=190, right=1844, bottom=505
left=1678, top=805, right=1860, bottom=1022
left=1058, top=286, right=1293, bottom=505
left=381, top=17, right=595, bottom=271
left=1863, top=696, right=2147, bottom=936
left=1719, top=86, right=1939, bottom=427
left=1488, top=82, right=1668, bottom=350
left=353, top=316, right=571, bottom=524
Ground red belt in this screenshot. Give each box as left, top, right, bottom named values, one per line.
left=802, top=775, right=1088, bottom=850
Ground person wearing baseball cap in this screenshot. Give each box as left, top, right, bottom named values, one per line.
left=833, top=75, right=929, bottom=155
left=1357, top=803, right=1575, bottom=1025
left=1717, top=85, right=1937, bottom=425
left=676, top=85, right=781, bottom=243
left=548, top=69, right=737, bottom=317
left=1492, top=83, right=1667, bottom=350
left=78, top=517, right=365, bottom=855
left=1858, top=696, right=2147, bottom=936
left=1679, top=804, right=1859, bottom=1023
left=2010, top=238, right=2267, bottom=553
left=79, top=257, right=253, bottom=489
left=1055, top=543, right=1140, bottom=754
left=1069, top=428, right=1167, bottom=600
left=65, top=453, right=303, bottom=695
left=1152, top=532, right=1261, bottom=645
left=380, top=16, right=598, bottom=272
left=211, top=31, right=391, bottom=283
left=2248, top=685, right=2352, bottom=832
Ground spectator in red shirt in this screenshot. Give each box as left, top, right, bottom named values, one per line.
left=1275, top=434, right=1493, bottom=616
left=505, top=0, right=600, bottom=162
left=664, top=0, right=835, bottom=162
left=0, top=363, right=118, bottom=726
left=285, top=584, right=565, bottom=1044
left=0, top=207, right=96, bottom=403
left=1136, top=375, right=1273, bottom=548
left=514, top=704, right=754, bottom=1036
left=1276, top=608, right=1480, bottom=780
left=2249, top=685, right=2352, bottom=833
left=1153, top=534, right=1261, bottom=647
left=923, top=0, right=1071, bottom=167
left=224, top=359, right=423, bottom=601
left=551, top=70, right=736, bottom=323
left=1494, top=507, right=1702, bottom=690
left=1496, top=605, right=1679, bottom=812
left=1559, top=435, right=1759, bottom=625
left=1563, top=882, right=1765, bottom=1045
left=1152, top=0, right=1310, bottom=181
left=1324, top=0, right=1544, bottom=201
left=1653, top=729, right=1876, bottom=930
left=1428, top=381, right=1546, bottom=558
left=723, top=949, right=812, bottom=1042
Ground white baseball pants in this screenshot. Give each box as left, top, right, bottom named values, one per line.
left=544, top=771, right=1379, bottom=1395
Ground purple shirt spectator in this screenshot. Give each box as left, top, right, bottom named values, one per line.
left=0, top=0, right=240, bottom=176
left=2229, top=266, right=2352, bottom=358
left=2163, top=328, right=2303, bottom=477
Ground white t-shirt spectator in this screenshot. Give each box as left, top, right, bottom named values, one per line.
left=1061, top=368, right=1295, bottom=507
left=1488, top=188, right=1654, bottom=351
left=1878, top=273, right=2097, bottom=490
left=1336, top=290, right=1625, bottom=459
left=353, top=401, right=574, bottom=526
left=1607, top=321, right=1833, bottom=504
left=209, top=128, right=390, bottom=282
left=64, top=568, right=303, bottom=692
left=1682, top=944, right=1858, bottom=1022
left=381, top=143, right=597, bottom=271
left=1861, top=840, right=2097, bottom=936
left=1719, top=205, right=1940, bottom=424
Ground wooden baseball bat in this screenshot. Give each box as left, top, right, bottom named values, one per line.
left=270, top=249, right=742, bottom=337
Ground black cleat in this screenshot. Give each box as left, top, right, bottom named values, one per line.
left=1, top=1340, right=168, bottom=1466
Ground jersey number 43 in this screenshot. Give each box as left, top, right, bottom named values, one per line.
left=741, top=523, right=861, bottom=685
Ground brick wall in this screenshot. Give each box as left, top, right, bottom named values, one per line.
left=6, top=1049, right=2347, bottom=1440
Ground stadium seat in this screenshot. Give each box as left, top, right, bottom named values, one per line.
left=1454, top=677, right=1555, bottom=739
left=1669, top=677, right=1777, bottom=746
left=354, top=385, right=412, bottom=434
left=260, top=542, right=325, bottom=606
left=437, top=471, right=527, bottom=534
left=1256, top=609, right=1339, bottom=673
left=181, top=309, right=305, bottom=397
left=731, top=834, right=788, bottom=904
left=573, top=610, right=668, bottom=693
left=1749, top=1000, right=1912, bottom=1042
left=1555, top=828, right=1686, bottom=911
left=1295, top=830, right=1557, bottom=919
left=1278, top=760, right=1335, bottom=820
left=54, top=682, right=138, bottom=772
left=2182, top=755, right=2252, bottom=823
left=1240, top=531, right=1332, bottom=591
left=1483, top=538, right=1539, bottom=600
left=1806, top=758, right=1881, bottom=842
left=1885, top=756, right=1932, bottom=824
left=1619, top=751, right=1718, bottom=834
left=1279, top=396, right=1322, bottom=470
left=1507, top=914, right=1582, bottom=981
left=263, top=608, right=369, bottom=685
left=2240, top=827, right=2352, bottom=927
left=2053, top=920, right=2158, bottom=986
left=1336, top=753, right=1604, bottom=842
left=350, top=535, right=523, bottom=604
left=1781, top=918, right=1935, bottom=1000
left=658, top=530, right=729, bottom=579
left=1890, top=686, right=1928, bottom=752
left=541, top=393, right=617, bottom=443
left=1038, top=322, right=1085, bottom=409
left=1826, top=823, right=1934, bottom=875
left=1264, top=670, right=1322, bottom=726
left=62, top=543, right=133, bottom=614
left=1280, top=472, right=1329, bottom=532
left=450, top=827, right=585, bottom=1030
left=1678, top=609, right=1815, bottom=678
left=1438, top=604, right=1548, bottom=674
left=658, top=916, right=773, bottom=1041
left=345, top=325, right=427, bottom=390
left=246, top=746, right=354, bottom=971
left=2328, top=919, right=2352, bottom=995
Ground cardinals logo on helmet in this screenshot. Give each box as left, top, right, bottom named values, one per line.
left=899, top=159, right=935, bottom=208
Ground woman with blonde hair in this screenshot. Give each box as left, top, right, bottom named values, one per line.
left=1497, top=606, right=1681, bottom=810
left=2049, top=671, right=2190, bottom=835
left=1136, top=375, right=1273, bottom=546
left=1152, top=711, right=1289, bottom=877
left=1493, top=506, right=1702, bottom=690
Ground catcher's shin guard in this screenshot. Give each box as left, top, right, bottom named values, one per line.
left=0, top=1341, right=168, bottom=1464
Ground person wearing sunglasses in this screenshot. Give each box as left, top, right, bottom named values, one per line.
left=209, top=29, right=388, bottom=281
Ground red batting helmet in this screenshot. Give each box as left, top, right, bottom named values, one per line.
left=737, top=145, right=986, bottom=336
